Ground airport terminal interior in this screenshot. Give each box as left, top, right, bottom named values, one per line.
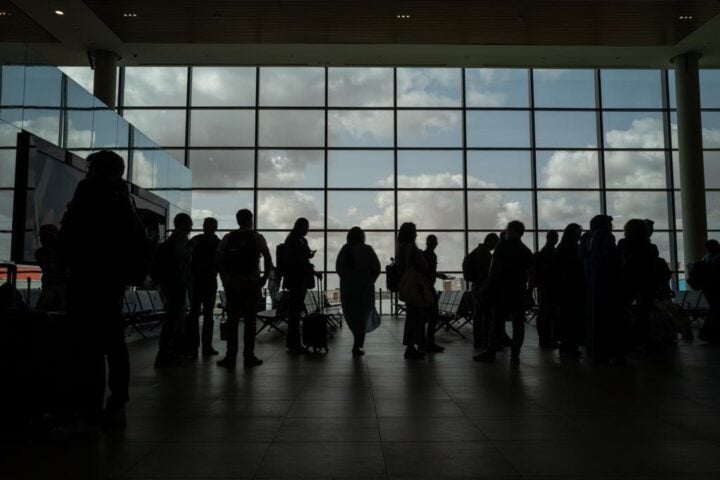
left=2, top=1, right=720, bottom=479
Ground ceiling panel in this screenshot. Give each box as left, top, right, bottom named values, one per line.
left=0, top=0, right=57, bottom=42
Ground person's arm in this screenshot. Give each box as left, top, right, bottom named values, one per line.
left=368, top=246, right=381, bottom=282
left=335, top=245, right=347, bottom=277
left=216, top=234, right=229, bottom=284
left=258, top=234, right=273, bottom=286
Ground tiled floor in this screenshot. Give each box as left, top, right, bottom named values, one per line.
left=3, top=316, right=720, bottom=479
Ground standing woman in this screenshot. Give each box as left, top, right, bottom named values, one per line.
left=336, top=227, right=381, bottom=356
left=555, top=223, right=584, bottom=358
left=396, top=222, right=430, bottom=359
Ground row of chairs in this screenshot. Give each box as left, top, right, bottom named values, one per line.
left=122, top=289, right=165, bottom=338
left=436, top=290, right=473, bottom=338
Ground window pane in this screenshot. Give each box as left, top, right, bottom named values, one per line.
left=0, top=190, right=12, bottom=230
left=537, top=150, right=599, bottom=188
left=0, top=149, right=15, bottom=187
left=189, top=150, right=254, bottom=188
left=398, top=191, right=464, bottom=229
left=257, top=150, right=324, bottom=188
left=397, top=68, right=462, bottom=107
left=0, top=233, right=10, bottom=261
left=533, top=69, right=595, bottom=108
left=257, top=190, right=324, bottom=229
left=397, top=110, right=462, bottom=148
left=466, top=111, right=529, bottom=148
left=468, top=191, right=533, bottom=230
left=536, top=111, right=597, bottom=148
left=465, top=68, right=529, bottom=107
left=327, top=191, right=393, bottom=230
left=0, top=110, right=22, bottom=146
left=23, top=109, right=61, bottom=145
left=328, top=68, right=393, bottom=107
left=467, top=151, right=532, bottom=188
left=258, top=110, right=324, bottom=147
left=328, top=110, right=393, bottom=147
left=700, top=69, right=720, bottom=108
left=191, top=190, right=253, bottom=229
left=398, top=151, right=462, bottom=188
left=537, top=191, right=600, bottom=230
left=702, top=112, right=720, bottom=148
left=123, top=67, right=188, bottom=106
left=59, top=66, right=94, bottom=93
left=419, top=232, right=465, bottom=272
left=123, top=109, right=186, bottom=147
left=66, top=80, right=95, bottom=109
left=189, top=110, right=255, bottom=147
left=259, top=67, right=324, bottom=107
left=603, top=112, right=664, bottom=149
left=601, top=70, right=662, bottom=108
left=606, top=191, right=669, bottom=229
left=605, top=151, right=667, bottom=188
left=1, top=66, right=25, bottom=105
left=191, top=67, right=256, bottom=106
left=66, top=110, right=94, bottom=149
left=327, top=150, right=393, bottom=188
left=24, top=67, right=62, bottom=107
left=93, top=110, right=123, bottom=149
left=707, top=191, right=720, bottom=229
left=703, top=151, right=720, bottom=188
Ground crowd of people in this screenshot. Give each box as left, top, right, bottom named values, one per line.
left=22, top=149, right=720, bottom=431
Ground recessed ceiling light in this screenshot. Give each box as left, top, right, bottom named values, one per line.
left=123, top=12, right=138, bottom=18
left=54, top=10, right=64, bottom=16
left=679, top=15, right=693, bottom=20
left=0, top=11, right=11, bottom=16
left=396, top=14, right=411, bottom=19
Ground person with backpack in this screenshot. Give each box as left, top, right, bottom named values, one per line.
left=58, top=149, right=149, bottom=429
left=462, top=233, right=499, bottom=350
left=283, top=218, right=321, bottom=354
left=153, top=213, right=194, bottom=367
left=189, top=217, right=221, bottom=357
left=216, top=209, right=272, bottom=368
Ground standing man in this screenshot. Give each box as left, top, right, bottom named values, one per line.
left=534, top=231, right=559, bottom=348
left=462, top=233, right=499, bottom=350
left=153, top=213, right=194, bottom=366
left=216, top=209, right=272, bottom=368
left=59, top=150, right=147, bottom=428
left=423, top=235, right=449, bottom=353
left=474, top=221, right=534, bottom=366
left=190, top=217, right=221, bottom=356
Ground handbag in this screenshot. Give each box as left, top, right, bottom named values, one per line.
left=365, top=306, right=381, bottom=333
left=398, top=247, right=434, bottom=308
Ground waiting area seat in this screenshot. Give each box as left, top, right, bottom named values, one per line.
left=435, top=290, right=473, bottom=338
left=122, top=289, right=165, bottom=338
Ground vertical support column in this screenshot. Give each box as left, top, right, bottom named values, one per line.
left=672, top=52, right=707, bottom=267
left=92, top=50, right=118, bottom=109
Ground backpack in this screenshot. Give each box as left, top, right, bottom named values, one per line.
left=221, top=230, right=259, bottom=276
left=275, top=243, right=287, bottom=287
left=462, top=251, right=480, bottom=283
left=386, top=258, right=400, bottom=293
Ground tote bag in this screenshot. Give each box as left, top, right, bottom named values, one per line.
left=398, top=248, right=434, bottom=308
left=366, top=306, right=381, bottom=333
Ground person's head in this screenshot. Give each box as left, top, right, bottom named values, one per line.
left=292, top=217, right=310, bottom=237
left=203, top=217, right=218, bottom=234
left=624, top=218, right=648, bottom=242
left=506, top=220, right=525, bottom=240
left=235, top=209, right=253, bottom=229
left=86, top=150, right=125, bottom=181
left=561, top=223, right=583, bottom=244
left=483, top=233, right=500, bottom=251
left=347, top=226, right=365, bottom=246
left=173, top=213, right=193, bottom=235
left=397, top=222, right=417, bottom=244
left=644, top=219, right=655, bottom=238
left=706, top=239, right=720, bottom=255
left=38, top=224, right=58, bottom=247
left=589, top=214, right=613, bottom=232
left=545, top=230, right=559, bottom=247
left=499, top=230, right=507, bottom=242
left=426, top=234, right=438, bottom=251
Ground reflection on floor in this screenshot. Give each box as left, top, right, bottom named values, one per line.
left=3, top=316, right=720, bottom=479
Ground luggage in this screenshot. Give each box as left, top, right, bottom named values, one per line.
left=302, top=277, right=328, bottom=353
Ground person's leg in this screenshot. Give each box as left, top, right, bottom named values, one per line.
left=475, top=305, right=501, bottom=361
left=471, top=287, right=483, bottom=347
left=105, top=311, right=130, bottom=413
left=536, top=289, right=551, bottom=345
left=188, top=282, right=203, bottom=353
left=286, top=287, right=305, bottom=350
left=241, top=281, right=260, bottom=361
left=201, top=279, right=218, bottom=352
left=224, top=289, right=240, bottom=360
left=426, top=293, right=439, bottom=345
left=511, top=307, right=526, bottom=360
left=158, top=286, right=184, bottom=356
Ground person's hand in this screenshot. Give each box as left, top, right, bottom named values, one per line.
left=314, top=271, right=322, bottom=279
left=439, top=273, right=450, bottom=280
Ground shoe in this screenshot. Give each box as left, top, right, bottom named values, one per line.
left=243, top=356, right=263, bottom=368
left=473, top=351, right=496, bottom=363
left=101, top=406, right=127, bottom=430
left=216, top=357, right=236, bottom=369
left=352, top=348, right=365, bottom=357
left=202, top=347, right=220, bottom=356
left=404, top=347, right=425, bottom=359
left=425, top=343, right=445, bottom=353
left=510, top=355, right=520, bottom=366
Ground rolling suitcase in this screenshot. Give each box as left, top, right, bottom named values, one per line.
left=302, top=276, right=328, bottom=353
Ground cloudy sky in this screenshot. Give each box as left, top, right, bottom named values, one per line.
left=3, top=65, right=720, bottom=270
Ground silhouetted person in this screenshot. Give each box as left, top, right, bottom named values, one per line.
left=463, top=233, right=499, bottom=349
left=581, top=215, right=626, bottom=364
left=535, top=230, right=559, bottom=348
left=475, top=221, right=533, bottom=365
left=216, top=209, right=272, bottom=368
left=189, top=217, right=220, bottom=356
left=153, top=213, right=193, bottom=366
left=555, top=223, right=584, bottom=358
left=423, top=234, right=449, bottom=353
left=58, top=150, right=145, bottom=428
left=397, top=222, right=430, bottom=359
left=284, top=218, right=320, bottom=354
left=698, top=239, right=720, bottom=342
left=35, top=224, right=67, bottom=311
left=335, top=227, right=381, bottom=356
